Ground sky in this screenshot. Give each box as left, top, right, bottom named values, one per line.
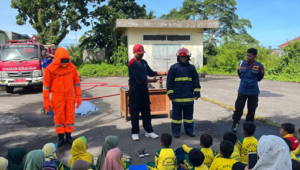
left=1, top=0, right=299, bottom=48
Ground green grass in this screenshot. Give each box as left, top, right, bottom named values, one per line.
left=77, top=63, right=128, bottom=77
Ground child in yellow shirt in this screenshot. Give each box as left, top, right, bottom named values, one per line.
left=237, top=122, right=258, bottom=164
left=283, top=138, right=300, bottom=161
left=152, top=133, right=177, bottom=170
left=182, top=134, right=216, bottom=169
left=292, top=128, right=300, bottom=158
left=209, top=140, right=237, bottom=170
left=232, top=162, right=246, bottom=170
left=180, top=149, right=208, bottom=170
left=216, top=132, right=240, bottom=162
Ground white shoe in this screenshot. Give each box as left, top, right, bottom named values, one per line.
left=145, top=132, right=159, bottom=139
left=132, top=134, right=139, bottom=141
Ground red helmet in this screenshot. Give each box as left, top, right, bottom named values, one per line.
left=176, top=47, right=191, bottom=57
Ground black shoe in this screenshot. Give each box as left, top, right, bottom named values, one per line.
left=231, top=121, right=240, bottom=133
left=186, top=133, right=195, bottom=137
left=173, top=134, right=180, bottom=138
left=65, top=133, right=73, bottom=145
left=57, top=134, right=65, bottom=147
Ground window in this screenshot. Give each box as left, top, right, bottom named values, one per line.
left=143, top=35, right=166, bottom=41
left=143, top=35, right=190, bottom=41
left=167, top=35, right=190, bottom=41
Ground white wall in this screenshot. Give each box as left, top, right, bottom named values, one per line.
left=123, top=28, right=204, bottom=69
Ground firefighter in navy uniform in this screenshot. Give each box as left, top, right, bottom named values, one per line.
left=128, top=44, right=168, bottom=141
left=167, top=48, right=201, bottom=138
left=231, top=48, right=264, bottom=133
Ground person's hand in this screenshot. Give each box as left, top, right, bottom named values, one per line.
left=153, top=76, right=157, bottom=83
left=245, top=166, right=252, bottom=170
left=75, top=96, right=82, bottom=108
left=194, top=97, right=198, bottom=100
left=165, top=70, right=169, bottom=75
left=179, top=164, right=188, bottom=170
left=43, top=99, right=53, bottom=113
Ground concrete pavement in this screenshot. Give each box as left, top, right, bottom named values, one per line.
left=0, top=76, right=293, bottom=166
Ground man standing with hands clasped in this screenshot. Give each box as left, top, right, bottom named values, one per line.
left=128, top=44, right=168, bottom=141
left=231, top=48, right=264, bottom=133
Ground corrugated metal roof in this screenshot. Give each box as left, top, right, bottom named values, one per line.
left=278, top=36, right=300, bottom=47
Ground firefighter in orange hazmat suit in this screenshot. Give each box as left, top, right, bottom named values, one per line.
left=43, top=48, right=81, bottom=147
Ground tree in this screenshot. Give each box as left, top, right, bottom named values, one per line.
left=66, top=44, right=83, bottom=66
left=11, top=0, right=105, bottom=45
left=161, top=0, right=256, bottom=48
left=80, top=0, right=152, bottom=61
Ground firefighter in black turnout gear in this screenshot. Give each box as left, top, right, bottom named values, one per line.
left=167, top=48, right=201, bottom=138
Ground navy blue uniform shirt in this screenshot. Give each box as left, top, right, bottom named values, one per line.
left=41, top=57, right=53, bottom=68
left=128, top=58, right=157, bottom=88
left=237, top=60, right=264, bottom=95
left=167, top=62, right=201, bottom=105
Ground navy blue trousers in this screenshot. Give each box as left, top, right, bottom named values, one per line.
left=171, top=104, right=194, bottom=135
left=129, top=88, right=153, bottom=134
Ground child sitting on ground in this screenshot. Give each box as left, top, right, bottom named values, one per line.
left=209, top=140, right=237, bottom=170
left=182, top=134, right=216, bottom=169
left=150, top=133, right=177, bottom=170
left=231, top=162, right=246, bottom=170
left=293, top=128, right=300, bottom=157
left=283, top=138, right=300, bottom=161
left=280, top=123, right=299, bottom=151
left=216, top=132, right=240, bottom=162
left=180, top=149, right=208, bottom=170
left=237, top=122, right=258, bottom=164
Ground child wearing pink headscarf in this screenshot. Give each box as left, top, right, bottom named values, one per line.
left=101, top=148, right=124, bottom=170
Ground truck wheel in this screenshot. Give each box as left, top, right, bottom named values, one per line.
left=5, top=86, right=14, bottom=93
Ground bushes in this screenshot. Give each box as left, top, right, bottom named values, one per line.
left=201, top=40, right=300, bottom=83
left=77, top=63, right=128, bottom=77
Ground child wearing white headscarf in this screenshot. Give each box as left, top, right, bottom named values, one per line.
left=248, top=135, right=292, bottom=170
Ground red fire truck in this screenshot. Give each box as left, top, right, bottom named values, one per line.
left=0, top=36, right=54, bottom=93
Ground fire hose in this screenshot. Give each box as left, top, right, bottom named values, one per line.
left=80, top=77, right=165, bottom=101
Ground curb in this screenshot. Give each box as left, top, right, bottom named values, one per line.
left=200, top=97, right=282, bottom=128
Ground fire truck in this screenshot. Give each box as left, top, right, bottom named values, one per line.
left=0, top=36, right=55, bottom=93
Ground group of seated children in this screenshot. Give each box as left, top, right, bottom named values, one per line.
left=0, top=122, right=299, bottom=170
left=150, top=122, right=300, bottom=170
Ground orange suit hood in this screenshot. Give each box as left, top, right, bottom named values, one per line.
left=47, top=47, right=76, bottom=75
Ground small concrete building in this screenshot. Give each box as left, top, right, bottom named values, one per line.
left=115, top=19, right=219, bottom=71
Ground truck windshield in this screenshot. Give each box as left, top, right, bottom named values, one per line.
left=0, top=44, right=39, bottom=61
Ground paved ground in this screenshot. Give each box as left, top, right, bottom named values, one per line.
left=0, top=76, right=295, bottom=166
left=201, top=75, right=300, bottom=129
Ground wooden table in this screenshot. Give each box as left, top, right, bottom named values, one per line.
left=120, top=87, right=170, bottom=122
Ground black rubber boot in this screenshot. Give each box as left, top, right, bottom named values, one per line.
left=186, top=133, right=196, bottom=137
left=231, top=121, right=240, bottom=133
left=173, top=134, right=180, bottom=138
left=57, top=134, right=65, bottom=147
left=65, top=133, right=73, bottom=145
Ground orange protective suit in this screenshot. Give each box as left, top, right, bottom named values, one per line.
left=43, top=48, right=81, bottom=134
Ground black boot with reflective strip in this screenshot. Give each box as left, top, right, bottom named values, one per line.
left=57, top=134, right=65, bottom=147
left=231, top=121, right=240, bottom=133
left=65, top=133, right=73, bottom=145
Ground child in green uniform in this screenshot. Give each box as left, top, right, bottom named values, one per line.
left=237, top=122, right=258, bottom=164
left=209, top=141, right=237, bottom=170
left=216, top=132, right=240, bottom=162
left=182, top=134, right=216, bottom=169
left=180, top=149, right=208, bottom=170
left=151, top=133, right=177, bottom=170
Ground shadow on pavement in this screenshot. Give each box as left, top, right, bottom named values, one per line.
left=259, top=90, right=284, bottom=97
